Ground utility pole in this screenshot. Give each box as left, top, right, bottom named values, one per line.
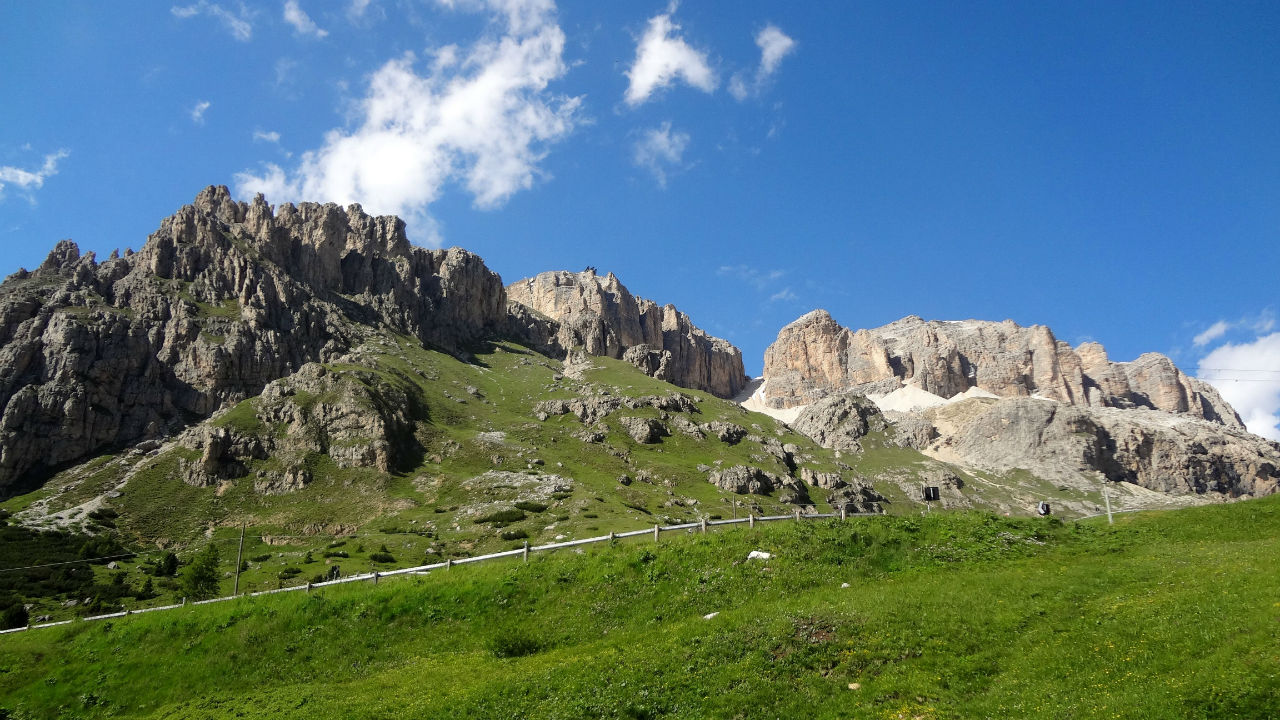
left=1102, top=478, right=1114, bottom=525
left=232, top=522, right=246, bottom=595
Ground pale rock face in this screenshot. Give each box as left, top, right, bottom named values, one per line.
left=762, top=312, right=1242, bottom=429
left=0, top=186, right=507, bottom=491
left=507, top=269, right=747, bottom=398
left=763, top=311, right=1273, bottom=500
left=903, top=397, right=1280, bottom=497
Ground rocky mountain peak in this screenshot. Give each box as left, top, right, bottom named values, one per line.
left=0, top=187, right=507, bottom=491
left=762, top=311, right=1243, bottom=429
left=507, top=270, right=747, bottom=398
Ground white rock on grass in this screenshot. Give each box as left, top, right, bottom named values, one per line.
left=747, top=550, right=772, bottom=560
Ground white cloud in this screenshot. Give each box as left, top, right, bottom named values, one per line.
left=236, top=0, right=579, bottom=245
left=633, top=122, right=689, bottom=188
left=0, top=149, right=69, bottom=201
left=253, top=129, right=282, bottom=143
left=624, top=9, right=716, bottom=106
left=171, top=1, right=254, bottom=41
left=769, top=287, right=797, bottom=303
left=348, top=0, right=373, bottom=19
left=717, top=264, right=785, bottom=289
left=191, top=100, right=212, bottom=124
left=1199, top=332, right=1280, bottom=441
left=1193, top=320, right=1231, bottom=347
left=729, top=24, right=794, bottom=101
left=1192, top=310, right=1276, bottom=348
left=284, top=0, right=328, bottom=38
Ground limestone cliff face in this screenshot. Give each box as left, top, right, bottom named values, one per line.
left=0, top=186, right=506, bottom=491
left=507, top=270, right=747, bottom=398
left=762, top=312, right=1242, bottom=428
left=904, top=397, right=1280, bottom=497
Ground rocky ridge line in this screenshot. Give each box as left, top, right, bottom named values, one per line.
left=507, top=269, right=748, bottom=398
left=762, top=310, right=1241, bottom=428
left=0, top=186, right=507, bottom=491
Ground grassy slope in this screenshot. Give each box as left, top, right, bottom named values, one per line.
left=4, top=336, right=977, bottom=622
left=2, top=497, right=1277, bottom=719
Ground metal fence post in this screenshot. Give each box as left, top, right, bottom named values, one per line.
left=523, top=540, right=530, bottom=562
left=700, top=518, right=707, bottom=533
left=749, top=514, right=755, bottom=529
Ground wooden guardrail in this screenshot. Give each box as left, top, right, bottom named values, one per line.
left=1, top=509, right=877, bottom=635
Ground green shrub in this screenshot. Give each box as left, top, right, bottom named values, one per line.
left=179, top=545, right=220, bottom=601
left=486, top=628, right=544, bottom=659
left=474, top=509, right=527, bottom=525
left=369, top=552, right=395, bottom=564
left=514, top=501, right=548, bottom=513
left=323, top=550, right=349, bottom=559
left=277, top=567, right=301, bottom=580
left=248, top=554, right=272, bottom=563
left=0, top=601, right=28, bottom=630
left=500, top=529, right=528, bottom=541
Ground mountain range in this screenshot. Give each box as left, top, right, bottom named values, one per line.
left=1, top=187, right=1276, bottom=580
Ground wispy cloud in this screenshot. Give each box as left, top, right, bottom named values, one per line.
left=1192, top=310, right=1276, bottom=347
left=284, top=0, right=328, bottom=38
left=0, top=149, right=69, bottom=202
left=729, top=24, right=795, bottom=101
left=769, top=288, right=797, bottom=303
left=1198, top=331, right=1280, bottom=441
left=171, top=1, right=254, bottom=42
left=633, top=122, right=689, bottom=188
left=348, top=0, right=373, bottom=21
left=236, top=0, right=580, bottom=245
left=718, top=264, right=785, bottom=289
left=253, top=129, right=281, bottom=143
left=624, top=5, right=716, bottom=107
left=190, top=100, right=212, bottom=124
left=1193, top=320, right=1231, bottom=347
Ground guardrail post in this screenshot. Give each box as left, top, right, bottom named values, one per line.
left=840, top=504, right=847, bottom=521
left=446, top=558, right=453, bottom=571
left=795, top=508, right=801, bottom=521
left=372, top=572, right=379, bottom=585
left=306, top=582, right=312, bottom=593
left=523, top=540, right=530, bottom=562
left=700, top=518, right=707, bottom=534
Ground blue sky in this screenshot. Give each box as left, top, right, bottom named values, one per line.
left=2, top=1, right=1278, bottom=437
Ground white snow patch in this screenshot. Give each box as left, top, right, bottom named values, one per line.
left=870, top=384, right=948, bottom=413
left=949, top=386, right=1000, bottom=402
left=736, top=377, right=808, bottom=423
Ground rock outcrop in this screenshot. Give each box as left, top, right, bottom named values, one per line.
left=0, top=186, right=506, bottom=492
left=177, top=362, right=423, bottom=491
left=790, top=393, right=887, bottom=452
left=763, top=311, right=1242, bottom=428
left=763, top=311, right=1276, bottom=501
left=507, top=270, right=747, bottom=398
left=902, top=397, right=1280, bottom=497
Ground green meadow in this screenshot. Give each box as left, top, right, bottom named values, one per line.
left=2, top=495, right=1277, bottom=719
